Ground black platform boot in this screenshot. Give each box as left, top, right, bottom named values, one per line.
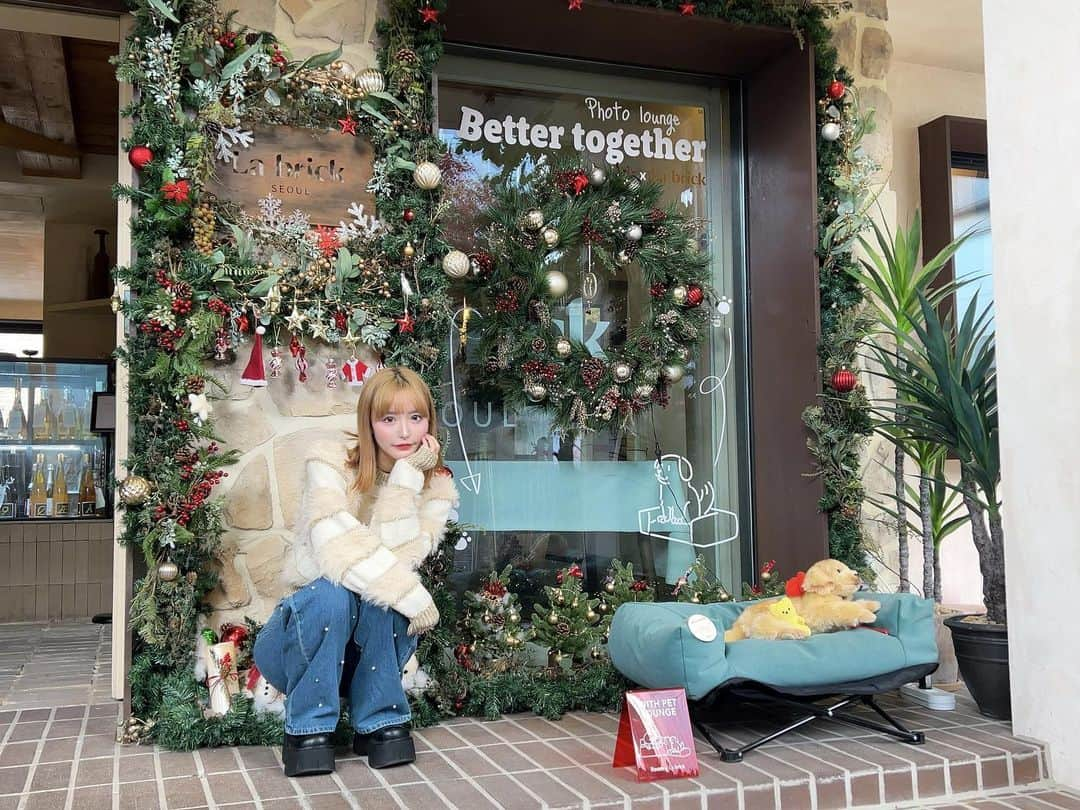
left=352, top=726, right=416, bottom=769
left=282, top=732, right=335, bottom=777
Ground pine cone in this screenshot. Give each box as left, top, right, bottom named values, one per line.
left=186, top=376, right=205, bottom=394
left=396, top=47, right=419, bottom=65
left=556, top=621, right=571, bottom=636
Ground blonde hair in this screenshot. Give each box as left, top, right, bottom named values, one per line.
left=346, top=366, right=440, bottom=492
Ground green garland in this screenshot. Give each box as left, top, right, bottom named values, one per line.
left=117, top=0, right=874, bottom=747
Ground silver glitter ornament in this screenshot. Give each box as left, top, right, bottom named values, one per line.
left=588, top=166, right=606, bottom=186
left=522, top=209, right=545, bottom=231
left=541, top=227, right=560, bottom=248
left=671, top=285, right=688, bottom=304
left=626, top=224, right=643, bottom=241
left=613, top=361, right=633, bottom=383
left=662, top=363, right=686, bottom=383
left=555, top=337, right=572, bottom=358
left=442, top=249, right=471, bottom=279
left=545, top=269, right=569, bottom=298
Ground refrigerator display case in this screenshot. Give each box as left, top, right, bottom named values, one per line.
left=0, top=359, right=113, bottom=520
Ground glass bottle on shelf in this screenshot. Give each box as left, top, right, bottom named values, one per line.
left=79, top=453, right=96, bottom=517
left=44, top=462, right=55, bottom=516
left=7, top=379, right=28, bottom=440
left=58, top=389, right=78, bottom=440
left=32, top=389, right=50, bottom=441
left=0, top=452, right=16, bottom=519
left=53, top=454, right=69, bottom=517
left=29, top=454, right=47, bottom=518
left=89, top=229, right=111, bottom=300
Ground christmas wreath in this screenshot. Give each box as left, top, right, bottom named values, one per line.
left=455, top=160, right=711, bottom=434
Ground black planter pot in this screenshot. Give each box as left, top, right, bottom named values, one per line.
left=944, top=614, right=1011, bottom=720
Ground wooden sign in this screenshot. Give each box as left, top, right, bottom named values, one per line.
left=208, top=125, right=377, bottom=226
left=612, top=688, right=700, bottom=781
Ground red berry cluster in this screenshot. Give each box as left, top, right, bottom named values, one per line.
left=176, top=468, right=227, bottom=526
left=154, top=269, right=171, bottom=288
left=333, top=310, right=348, bottom=331
left=631, top=579, right=649, bottom=592
left=207, top=298, right=230, bottom=316
left=171, top=296, right=193, bottom=316
left=139, top=319, right=184, bottom=351
left=469, top=250, right=494, bottom=276
left=174, top=418, right=189, bottom=431
left=271, top=45, right=287, bottom=67
left=217, top=30, right=237, bottom=49
left=494, top=290, right=519, bottom=313
left=522, top=360, right=559, bottom=382
left=580, top=216, right=602, bottom=244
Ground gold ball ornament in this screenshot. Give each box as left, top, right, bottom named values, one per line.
left=442, top=249, right=471, bottom=279
left=119, top=474, right=152, bottom=506
left=586, top=610, right=597, bottom=621
left=613, top=361, right=633, bottom=383
left=662, top=363, right=686, bottom=383
left=526, top=382, right=548, bottom=403
left=157, top=561, right=180, bottom=582
left=761, top=571, right=773, bottom=582
left=545, top=269, right=569, bottom=297
left=605, top=581, right=615, bottom=593
left=355, top=67, right=385, bottom=95
left=110, top=291, right=122, bottom=314
left=508, top=611, right=520, bottom=623
left=541, top=227, right=560, bottom=248
left=522, top=208, right=545, bottom=231
left=671, top=285, right=688, bottom=305
left=413, top=161, right=442, bottom=190
left=690, top=594, right=701, bottom=603
left=403, top=241, right=416, bottom=259
left=548, top=611, right=559, bottom=623
left=554, top=337, right=572, bottom=358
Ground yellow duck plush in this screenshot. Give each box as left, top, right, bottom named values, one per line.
left=724, top=596, right=812, bottom=642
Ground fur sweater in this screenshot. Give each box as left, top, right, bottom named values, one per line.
left=281, top=439, right=459, bottom=619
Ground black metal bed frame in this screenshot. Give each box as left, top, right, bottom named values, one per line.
left=689, top=664, right=937, bottom=763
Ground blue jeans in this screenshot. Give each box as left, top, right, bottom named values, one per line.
left=253, top=578, right=416, bottom=736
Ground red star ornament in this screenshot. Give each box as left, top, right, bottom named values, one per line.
left=568, top=0, right=583, bottom=9
left=679, top=2, right=696, bottom=14
left=338, top=115, right=357, bottom=136
left=395, top=312, right=415, bottom=334
left=419, top=5, right=440, bottom=23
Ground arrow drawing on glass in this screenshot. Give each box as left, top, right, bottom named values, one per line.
left=449, top=306, right=481, bottom=494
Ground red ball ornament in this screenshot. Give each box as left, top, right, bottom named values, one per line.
left=403, top=208, right=415, bottom=223
left=827, top=80, right=846, bottom=100
left=128, top=145, right=153, bottom=169
left=685, top=285, right=704, bottom=308
left=219, top=623, right=248, bottom=646
left=831, top=367, right=857, bottom=393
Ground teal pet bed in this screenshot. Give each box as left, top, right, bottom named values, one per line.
left=608, top=592, right=939, bottom=761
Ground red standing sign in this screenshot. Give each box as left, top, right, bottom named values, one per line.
left=612, top=688, right=700, bottom=781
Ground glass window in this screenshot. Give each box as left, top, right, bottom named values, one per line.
left=951, top=155, right=993, bottom=330
left=435, top=57, right=747, bottom=610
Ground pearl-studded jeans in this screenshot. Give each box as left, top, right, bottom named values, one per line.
left=253, top=577, right=416, bottom=736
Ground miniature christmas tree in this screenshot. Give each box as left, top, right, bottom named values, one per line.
left=530, top=564, right=602, bottom=666
left=596, top=560, right=654, bottom=634
left=673, top=555, right=734, bottom=604
left=457, top=566, right=530, bottom=675
left=741, top=559, right=787, bottom=600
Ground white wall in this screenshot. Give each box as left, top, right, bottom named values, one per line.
left=983, top=0, right=1080, bottom=789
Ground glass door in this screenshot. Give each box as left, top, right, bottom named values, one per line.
left=434, top=54, right=748, bottom=609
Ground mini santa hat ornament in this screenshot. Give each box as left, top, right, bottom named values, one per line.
left=240, top=326, right=267, bottom=387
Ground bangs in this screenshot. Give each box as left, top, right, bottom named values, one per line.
left=369, top=378, right=428, bottom=419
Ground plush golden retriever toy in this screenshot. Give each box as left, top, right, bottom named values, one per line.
left=724, top=559, right=880, bottom=642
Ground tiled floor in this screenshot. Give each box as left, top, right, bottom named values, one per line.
left=0, top=622, right=111, bottom=711
left=2, top=621, right=1080, bottom=809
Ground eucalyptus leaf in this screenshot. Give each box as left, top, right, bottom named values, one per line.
left=145, top=0, right=179, bottom=23
left=368, top=91, right=405, bottom=109
left=359, top=102, right=391, bottom=126
left=392, top=157, right=417, bottom=171
left=249, top=273, right=280, bottom=298
left=264, top=87, right=281, bottom=106
left=288, top=43, right=343, bottom=76
left=220, top=38, right=263, bottom=82
left=188, top=61, right=205, bottom=78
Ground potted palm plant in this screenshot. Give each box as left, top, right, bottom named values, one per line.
left=874, top=293, right=1008, bottom=718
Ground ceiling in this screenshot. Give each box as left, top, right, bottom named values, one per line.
left=0, top=31, right=118, bottom=179
left=888, top=0, right=985, bottom=75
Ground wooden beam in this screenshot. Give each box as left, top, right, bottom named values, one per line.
left=0, top=120, right=81, bottom=157
left=0, top=30, right=81, bottom=178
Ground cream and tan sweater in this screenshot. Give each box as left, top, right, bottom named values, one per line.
left=281, top=439, right=459, bottom=620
